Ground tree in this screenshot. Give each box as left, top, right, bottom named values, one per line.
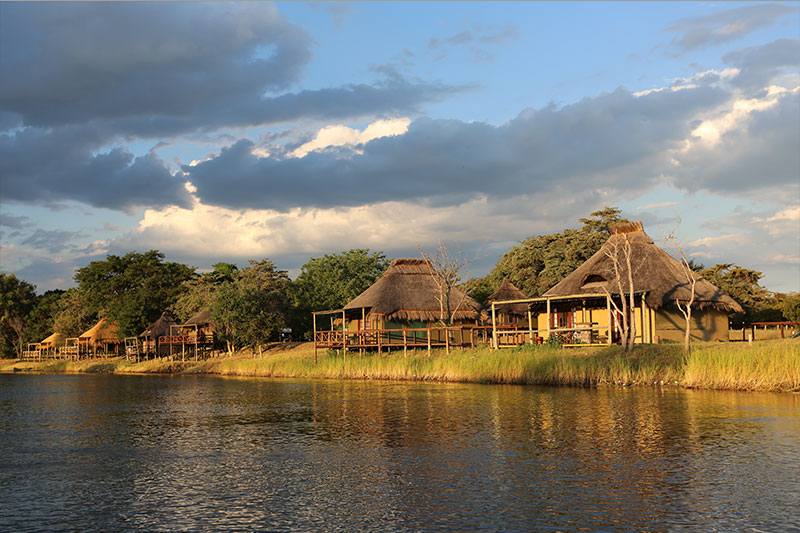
left=601, top=231, right=643, bottom=351
left=24, top=289, right=66, bottom=345
left=664, top=228, right=698, bottom=353
left=292, top=249, right=389, bottom=336
left=781, top=293, right=800, bottom=322
left=0, top=273, right=37, bottom=358
left=52, top=288, right=96, bottom=338
left=74, top=250, right=195, bottom=337
left=699, top=263, right=769, bottom=322
left=482, top=207, right=630, bottom=298
left=171, top=263, right=238, bottom=321
left=418, top=242, right=476, bottom=326
left=211, top=260, right=291, bottom=354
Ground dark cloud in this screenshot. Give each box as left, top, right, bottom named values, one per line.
left=673, top=91, right=800, bottom=198
left=0, top=126, right=191, bottom=211
left=0, top=212, right=31, bottom=229
left=723, top=38, right=800, bottom=89
left=20, top=229, right=83, bottom=253
left=663, top=3, right=799, bottom=54
left=0, top=3, right=460, bottom=140
left=186, top=85, right=727, bottom=211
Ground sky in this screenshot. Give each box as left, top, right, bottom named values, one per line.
left=1, top=2, right=798, bottom=294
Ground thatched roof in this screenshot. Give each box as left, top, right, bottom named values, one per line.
left=543, top=222, right=743, bottom=312
left=486, top=279, right=530, bottom=316
left=139, top=311, right=177, bottom=338
left=78, top=318, right=122, bottom=343
left=185, top=309, right=215, bottom=327
left=39, top=332, right=65, bottom=348
left=344, top=258, right=482, bottom=322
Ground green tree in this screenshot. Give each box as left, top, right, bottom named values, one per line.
left=171, top=263, right=238, bottom=321
left=0, top=273, right=37, bottom=358
left=24, top=289, right=66, bottom=345
left=780, top=292, right=800, bottom=322
left=52, top=288, right=96, bottom=338
left=699, top=263, right=769, bottom=322
left=211, top=260, right=291, bottom=353
left=74, top=250, right=195, bottom=337
left=292, top=249, right=389, bottom=336
left=482, top=207, right=629, bottom=298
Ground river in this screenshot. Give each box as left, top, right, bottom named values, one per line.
left=0, top=374, right=798, bottom=531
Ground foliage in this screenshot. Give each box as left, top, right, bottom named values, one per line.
left=700, top=263, right=769, bottom=322
left=461, top=277, right=495, bottom=305
left=292, top=249, right=389, bottom=336
left=74, top=250, right=195, bottom=337
left=780, top=293, right=800, bottom=322
left=210, top=259, right=291, bottom=353
left=52, top=288, right=96, bottom=338
left=482, top=206, right=629, bottom=298
left=0, top=273, right=37, bottom=358
left=171, top=263, right=238, bottom=322
left=24, top=290, right=66, bottom=345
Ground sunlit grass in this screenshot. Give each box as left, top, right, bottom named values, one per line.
left=4, top=339, right=797, bottom=392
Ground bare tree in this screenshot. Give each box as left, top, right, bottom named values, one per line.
left=602, top=231, right=635, bottom=350
left=663, top=225, right=698, bottom=353
left=418, top=242, right=475, bottom=326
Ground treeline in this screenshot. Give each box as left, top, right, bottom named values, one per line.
left=2, top=208, right=798, bottom=358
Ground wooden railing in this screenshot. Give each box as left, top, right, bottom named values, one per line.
left=158, top=334, right=213, bottom=345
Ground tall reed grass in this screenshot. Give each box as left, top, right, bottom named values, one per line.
left=4, top=339, right=798, bottom=392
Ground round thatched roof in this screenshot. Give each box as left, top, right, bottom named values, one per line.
left=139, top=311, right=177, bottom=338
left=78, top=318, right=122, bottom=343
left=39, top=332, right=65, bottom=347
left=185, top=309, right=215, bottom=327
left=543, top=223, right=743, bottom=312
left=344, top=258, right=481, bottom=322
left=485, top=279, right=530, bottom=316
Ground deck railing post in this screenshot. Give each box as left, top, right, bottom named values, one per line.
left=491, top=302, right=498, bottom=349
left=313, top=313, right=317, bottom=364
left=403, top=328, right=408, bottom=356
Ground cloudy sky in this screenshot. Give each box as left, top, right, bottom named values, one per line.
left=1, top=2, right=798, bottom=293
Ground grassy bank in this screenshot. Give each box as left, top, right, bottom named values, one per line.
left=2, top=339, right=798, bottom=392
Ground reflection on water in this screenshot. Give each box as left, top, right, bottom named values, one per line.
left=0, top=374, right=798, bottom=531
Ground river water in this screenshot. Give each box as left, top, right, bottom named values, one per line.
left=0, top=374, right=798, bottom=531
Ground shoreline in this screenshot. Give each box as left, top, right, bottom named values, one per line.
left=2, top=339, right=798, bottom=392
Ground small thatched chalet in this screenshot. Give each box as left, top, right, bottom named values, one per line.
left=78, top=318, right=122, bottom=356
left=182, top=309, right=216, bottom=343
left=537, top=222, right=742, bottom=343
left=139, top=311, right=177, bottom=354
left=39, top=332, right=65, bottom=351
left=342, top=258, right=482, bottom=330
left=486, top=279, right=530, bottom=326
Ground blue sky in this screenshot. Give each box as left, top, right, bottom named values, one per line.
left=1, top=2, right=798, bottom=293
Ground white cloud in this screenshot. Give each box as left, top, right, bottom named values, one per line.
left=769, top=253, right=800, bottom=264
left=768, top=205, right=800, bottom=222
left=637, top=201, right=679, bottom=210
left=289, top=117, right=411, bottom=158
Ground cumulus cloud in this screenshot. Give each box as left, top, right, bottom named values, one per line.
left=0, top=3, right=461, bottom=140
left=0, top=126, right=192, bottom=211
left=427, top=24, right=518, bottom=62
left=288, top=118, right=411, bottom=158
left=722, top=38, right=800, bottom=89
left=186, top=84, right=727, bottom=211
left=663, top=4, right=799, bottom=54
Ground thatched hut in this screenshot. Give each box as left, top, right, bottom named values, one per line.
left=342, top=258, right=482, bottom=330
left=78, top=318, right=122, bottom=357
left=183, top=309, right=216, bottom=342
left=538, top=222, right=742, bottom=343
left=39, top=332, right=65, bottom=357
left=139, top=311, right=177, bottom=354
left=486, top=279, right=530, bottom=326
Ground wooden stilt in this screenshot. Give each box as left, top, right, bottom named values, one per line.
left=491, top=302, right=498, bottom=349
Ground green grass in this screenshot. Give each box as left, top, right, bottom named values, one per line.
left=3, top=340, right=798, bottom=392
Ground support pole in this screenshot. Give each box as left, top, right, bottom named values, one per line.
left=546, top=298, right=552, bottom=341
left=342, top=310, right=347, bottom=358
left=491, top=302, right=498, bottom=349
left=527, top=309, right=534, bottom=344
left=427, top=326, right=431, bottom=356
left=403, top=328, right=407, bottom=356
left=606, top=295, right=612, bottom=346
left=313, top=312, right=317, bottom=364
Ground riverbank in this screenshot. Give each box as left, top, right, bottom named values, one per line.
left=2, top=339, right=798, bottom=392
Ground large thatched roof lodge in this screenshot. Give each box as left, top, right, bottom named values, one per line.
left=490, top=222, right=743, bottom=346
left=314, top=258, right=483, bottom=356
left=76, top=317, right=123, bottom=357
left=138, top=311, right=178, bottom=355
left=486, top=279, right=530, bottom=325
